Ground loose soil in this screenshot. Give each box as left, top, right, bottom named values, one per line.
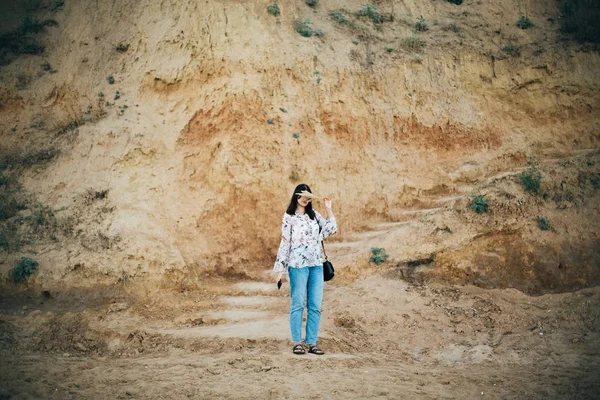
left=1, top=276, right=599, bottom=399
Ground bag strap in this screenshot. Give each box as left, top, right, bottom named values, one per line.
left=317, top=215, right=328, bottom=261
left=288, top=217, right=293, bottom=260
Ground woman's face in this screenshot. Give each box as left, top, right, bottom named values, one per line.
left=297, top=195, right=311, bottom=207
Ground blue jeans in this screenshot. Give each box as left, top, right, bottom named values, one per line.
left=288, top=265, right=324, bottom=344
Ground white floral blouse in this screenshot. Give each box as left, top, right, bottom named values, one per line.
left=273, top=210, right=338, bottom=273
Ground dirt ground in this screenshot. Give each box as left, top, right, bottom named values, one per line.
left=1, top=273, right=599, bottom=400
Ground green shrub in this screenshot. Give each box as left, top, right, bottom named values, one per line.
left=28, top=204, right=55, bottom=227
left=0, top=169, right=26, bottom=220
left=0, top=173, right=26, bottom=251
left=404, top=33, right=425, bottom=50
left=293, top=133, right=300, bottom=139
left=447, top=0, right=463, bottom=4
left=385, top=46, right=393, bottom=53
left=536, top=216, right=553, bottom=231
left=20, top=43, right=44, bottom=54
left=41, top=19, right=58, bottom=28
left=19, top=16, right=35, bottom=35
left=577, top=171, right=600, bottom=188
left=357, top=4, right=383, bottom=24
left=41, top=61, right=56, bottom=73
left=0, top=217, right=26, bottom=252
left=57, top=119, right=83, bottom=135
left=295, top=19, right=313, bottom=37
left=519, top=156, right=543, bottom=194
left=0, top=192, right=26, bottom=221
left=20, top=16, right=46, bottom=35
left=107, top=75, right=115, bottom=84
left=415, top=17, right=428, bottom=32
left=0, top=16, right=58, bottom=54
left=0, top=171, right=21, bottom=242
left=267, top=3, right=280, bottom=16
left=314, top=28, right=324, bottom=37
left=552, top=190, right=574, bottom=204
left=560, top=0, right=600, bottom=43
left=305, top=0, right=318, bottom=7
left=516, top=16, right=533, bottom=29
left=0, top=16, right=57, bottom=64
left=85, top=189, right=109, bottom=201
left=469, top=194, right=489, bottom=213
left=502, top=42, right=520, bottom=57
left=329, top=10, right=347, bottom=24
left=0, top=147, right=59, bottom=171
left=9, top=256, right=38, bottom=282
left=15, top=74, right=30, bottom=90
left=369, top=247, right=389, bottom=265
left=0, top=167, right=74, bottom=253
left=443, top=23, right=460, bottom=32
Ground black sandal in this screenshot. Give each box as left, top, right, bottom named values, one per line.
left=292, top=344, right=305, bottom=355
left=307, top=345, right=324, bottom=355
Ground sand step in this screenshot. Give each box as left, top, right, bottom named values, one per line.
left=369, top=221, right=412, bottom=230
left=326, top=241, right=361, bottom=250
left=221, top=295, right=280, bottom=308
left=206, top=309, right=272, bottom=322
left=390, top=207, right=443, bottom=216
left=434, top=195, right=464, bottom=204
left=233, top=282, right=278, bottom=294
left=153, top=316, right=292, bottom=340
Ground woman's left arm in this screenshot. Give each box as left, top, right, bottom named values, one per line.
left=317, top=197, right=337, bottom=240
left=323, top=197, right=335, bottom=219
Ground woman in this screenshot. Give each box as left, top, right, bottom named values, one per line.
left=273, top=184, right=337, bottom=355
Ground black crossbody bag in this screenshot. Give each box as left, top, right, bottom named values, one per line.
left=318, top=219, right=335, bottom=281
left=322, top=241, right=334, bottom=281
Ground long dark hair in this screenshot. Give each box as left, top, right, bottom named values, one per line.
left=285, top=183, right=316, bottom=220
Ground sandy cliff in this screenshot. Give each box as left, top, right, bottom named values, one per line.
left=0, top=0, right=599, bottom=292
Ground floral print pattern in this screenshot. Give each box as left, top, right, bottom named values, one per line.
left=273, top=210, right=337, bottom=273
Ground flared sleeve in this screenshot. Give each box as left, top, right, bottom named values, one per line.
left=315, top=210, right=337, bottom=241
left=273, top=213, right=293, bottom=273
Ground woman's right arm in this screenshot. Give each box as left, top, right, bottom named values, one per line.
left=273, top=213, right=292, bottom=274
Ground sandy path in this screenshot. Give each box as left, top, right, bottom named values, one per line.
left=1, top=346, right=598, bottom=399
